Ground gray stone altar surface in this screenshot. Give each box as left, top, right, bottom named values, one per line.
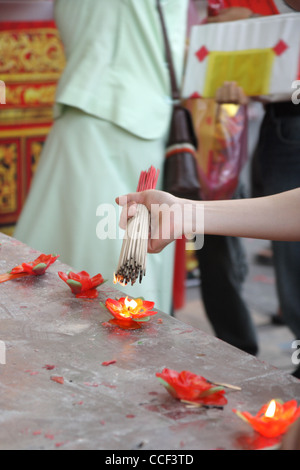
left=0, top=233, right=299, bottom=450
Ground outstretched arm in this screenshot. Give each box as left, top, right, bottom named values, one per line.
left=116, top=188, right=300, bottom=253
left=203, top=188, right=300, bottom=241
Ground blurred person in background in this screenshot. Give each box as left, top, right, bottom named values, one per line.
left=188, top=1, right=259, bottom=356
left=206, top=0, right=300, bottom=377
left=14, top=0, right=192, bottom=315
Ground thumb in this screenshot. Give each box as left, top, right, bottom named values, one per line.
left=115, top=192, right=143, bottom=207
left=117, top=198, right=139, bottom=231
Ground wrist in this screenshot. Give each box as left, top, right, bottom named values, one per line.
left=182, top=202, right=204, bottom=238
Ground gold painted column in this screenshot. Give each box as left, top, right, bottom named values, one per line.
left=0, top=20, right=65, bottom=234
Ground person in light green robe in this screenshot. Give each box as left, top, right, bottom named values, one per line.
left=14, top=0, right=189, bottom=314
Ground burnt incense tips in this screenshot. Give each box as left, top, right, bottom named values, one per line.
left=115, top=204, right=149, bottom=286
left=114, top=166, right=160, bottom=287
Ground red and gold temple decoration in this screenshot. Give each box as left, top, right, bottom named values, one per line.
left=0, top=20, right=65, bottom=233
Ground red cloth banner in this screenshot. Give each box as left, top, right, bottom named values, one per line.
left=223, top=0, right=280, bottom=15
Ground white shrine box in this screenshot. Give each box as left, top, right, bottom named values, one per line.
left=182, top=13, right=300, bottom=99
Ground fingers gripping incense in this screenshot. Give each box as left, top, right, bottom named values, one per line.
left=114, top=166, right=159, bottom=286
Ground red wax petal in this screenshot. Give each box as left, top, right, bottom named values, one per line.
left=108, top=318, right=141, bottom=330
left=141, top=300, right=155, bottom=310
left=51, top=376, right=64, bottom=385
left=0, top=273, right=28, bottom=283
left=10, top=254, right=59, bottom=276
left=76, top=288, right=99, bottom=299
left=0, top=273, right=13, bottom=283
left=156, top=368, right=227, bottom=406
left=234, top=400, right=300, bottom=438
left=59, top=270, right=104, bottom=296
left=91, top=273, right=105, bottom=288
left=58, top=271, right=68, bottom=283
left=102, top=360, right=117, bottom=366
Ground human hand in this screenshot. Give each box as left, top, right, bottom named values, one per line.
left=116, top=190, right=190, bottom=254
left=215, top=81, right=249, bottom=105
left=206, top=7, right=253, bottom=23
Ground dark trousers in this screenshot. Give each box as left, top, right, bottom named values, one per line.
left=196, top=233, right=259, bottom=356
left=256, top=102, right=300, bottom=340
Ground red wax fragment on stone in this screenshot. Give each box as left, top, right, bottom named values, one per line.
left=102, top=360, right=117, bottom=366
left=55, top=442, right=65, bottom=448
left=51, top=376, right=64, bottom=384
left=84, top=382, right=99, bottom=387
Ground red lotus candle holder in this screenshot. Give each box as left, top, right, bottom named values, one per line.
left=104, top=297, right=157, bottom=329
left=233, top=399, right=300, bottom=438
left=0, top=253, right=59, bottom=283
left=58, top=270, right=105, bottom=299
left=156, top=368, right=227, bottom=407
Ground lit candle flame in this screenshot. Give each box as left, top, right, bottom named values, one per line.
left=113, top=272, right=126, bottom=286
left=124, top=297, right=138, bottom=310
left=265, top=400, right=276, bottom=418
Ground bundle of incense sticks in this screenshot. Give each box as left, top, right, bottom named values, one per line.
left=114, top=166, right=160, bottom=286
